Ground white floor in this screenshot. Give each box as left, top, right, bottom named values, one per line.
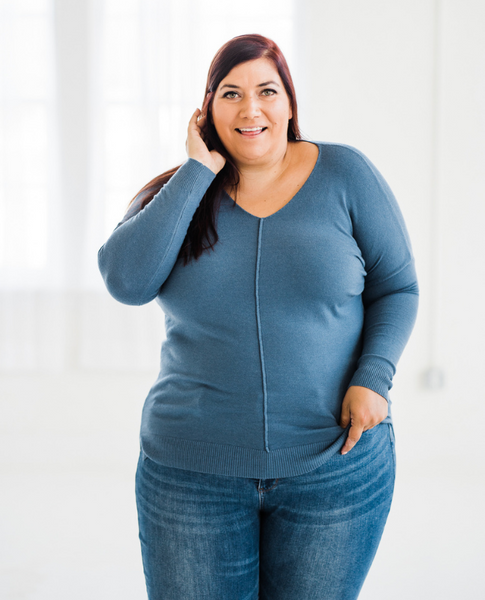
left=1, top=441, right=483, bottom=599
left=0, top=466, right=146, bottom=600
left=1, top=374, right=484, bottom=599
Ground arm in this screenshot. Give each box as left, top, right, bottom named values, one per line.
left=339, top=148, right=419, bottom=453
left=97, top=109, right=224, bottom=306
left=98, top=159, right=216, bottom=305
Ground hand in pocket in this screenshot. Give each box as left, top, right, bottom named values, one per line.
left=339, top=386, right=389, bottom=455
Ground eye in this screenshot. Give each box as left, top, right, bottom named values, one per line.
left=261, top=88, right=277, bottom=96
left=223, top=91, right=239, bottom=99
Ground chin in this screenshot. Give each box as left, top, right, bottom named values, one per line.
left=232, top=141, right=278, bottom=158
left=234, top=151, right=271, bottom=165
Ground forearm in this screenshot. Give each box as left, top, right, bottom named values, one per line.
left=348, top=273, right=419, bottom=401
left=98, top=158, right=216, bottom=305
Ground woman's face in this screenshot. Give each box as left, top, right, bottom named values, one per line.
left=211, top=58, right=293, bottom=168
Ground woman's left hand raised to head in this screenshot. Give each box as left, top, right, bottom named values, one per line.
left=339, top=386, right=389, bottom=455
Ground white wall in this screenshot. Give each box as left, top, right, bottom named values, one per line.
left=296, top=1, right=485, bottom=597
left=1, top=1, right=484, bottom=599
left=296, top=0, right=485, bottom=447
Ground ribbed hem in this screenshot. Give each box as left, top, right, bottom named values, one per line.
left=141, top=429, right=355, bottom=479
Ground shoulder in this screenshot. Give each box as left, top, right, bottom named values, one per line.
left=307, top=140, right=391, bottom=190
left=309, top=140, right=376, bottom=170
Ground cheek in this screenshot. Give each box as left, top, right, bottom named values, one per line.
left=214, top=121, right=229, bottom=142
left=273, top=104, right=291, bottom=127
left=212, top=105, right=232, bottom=128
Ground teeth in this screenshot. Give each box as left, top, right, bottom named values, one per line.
left=239, top=127, right=263, bottom=132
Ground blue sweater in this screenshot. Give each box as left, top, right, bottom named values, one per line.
left=98, top=141, right=419, bottom=478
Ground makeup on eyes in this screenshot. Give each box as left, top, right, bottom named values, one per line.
left=222, top=89, right=277, bottom=99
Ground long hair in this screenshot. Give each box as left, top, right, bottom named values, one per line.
left=127, top=34, right=303, bottom=265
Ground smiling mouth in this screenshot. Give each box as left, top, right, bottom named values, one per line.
left=235, top=127, right=267, bottom=136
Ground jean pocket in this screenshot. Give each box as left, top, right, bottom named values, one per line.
left=360, top=423, right=384, bottom=441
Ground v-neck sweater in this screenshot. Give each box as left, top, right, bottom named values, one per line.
left=98, top=141, right=419, bottom=479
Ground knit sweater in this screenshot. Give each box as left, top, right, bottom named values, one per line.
left=98, top=141, right=419, bottom=479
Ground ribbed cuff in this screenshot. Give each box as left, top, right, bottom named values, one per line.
left=348, top=356, right=395, bottom=402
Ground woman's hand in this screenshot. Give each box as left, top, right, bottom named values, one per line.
left=339, top=385, right=389, bottom=455
left=186, top=108, right=226, bottom=175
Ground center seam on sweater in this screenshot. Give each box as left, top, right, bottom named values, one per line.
left=255, top=218, right=269, bottom=452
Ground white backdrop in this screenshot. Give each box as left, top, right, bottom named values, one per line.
left=1, top=1, right=484, bottom=599
left=0, top=0, right=295, bottom=372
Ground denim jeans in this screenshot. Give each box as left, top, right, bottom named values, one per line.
left=135, top=422, right=396, bottom=600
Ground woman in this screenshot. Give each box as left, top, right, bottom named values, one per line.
left=98, top=34, right=419, bottom=600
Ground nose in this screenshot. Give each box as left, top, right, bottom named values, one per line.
left=239, top=95, right=261, bottom=119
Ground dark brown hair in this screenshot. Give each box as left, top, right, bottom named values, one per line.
left=126, top=33, right=302, bottom=264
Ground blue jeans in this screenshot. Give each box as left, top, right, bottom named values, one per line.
left=135, top=422, right=396, bottom=600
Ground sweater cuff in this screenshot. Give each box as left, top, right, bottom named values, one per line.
left=347, top=356, right=395, bottom=402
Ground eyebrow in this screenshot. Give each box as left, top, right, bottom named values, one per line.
left=220, top=80, right=281, bottom=90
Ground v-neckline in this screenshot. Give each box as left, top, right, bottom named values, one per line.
left=222, top=141, right=321, bottom=220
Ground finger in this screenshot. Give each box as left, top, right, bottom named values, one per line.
left=197, top=117, right=208, bottom=140
left=340, top=400, right=350, bottom=429
left=188, top=109, right=202, bottom=130
left=189, top=111, right=208, bottom=142
left=340, top=423, right=364, bottom=455
left=193, top=110, right=208, bottom=127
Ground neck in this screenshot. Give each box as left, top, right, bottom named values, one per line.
left=233, top=142, right=294, bottom=191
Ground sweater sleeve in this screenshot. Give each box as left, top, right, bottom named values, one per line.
left=345, top=148, right=419, bottom=401
left=97, top=158, right=216, bottom=305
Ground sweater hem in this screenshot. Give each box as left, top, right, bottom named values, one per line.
left=139, top=424, right=387, bottom=479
